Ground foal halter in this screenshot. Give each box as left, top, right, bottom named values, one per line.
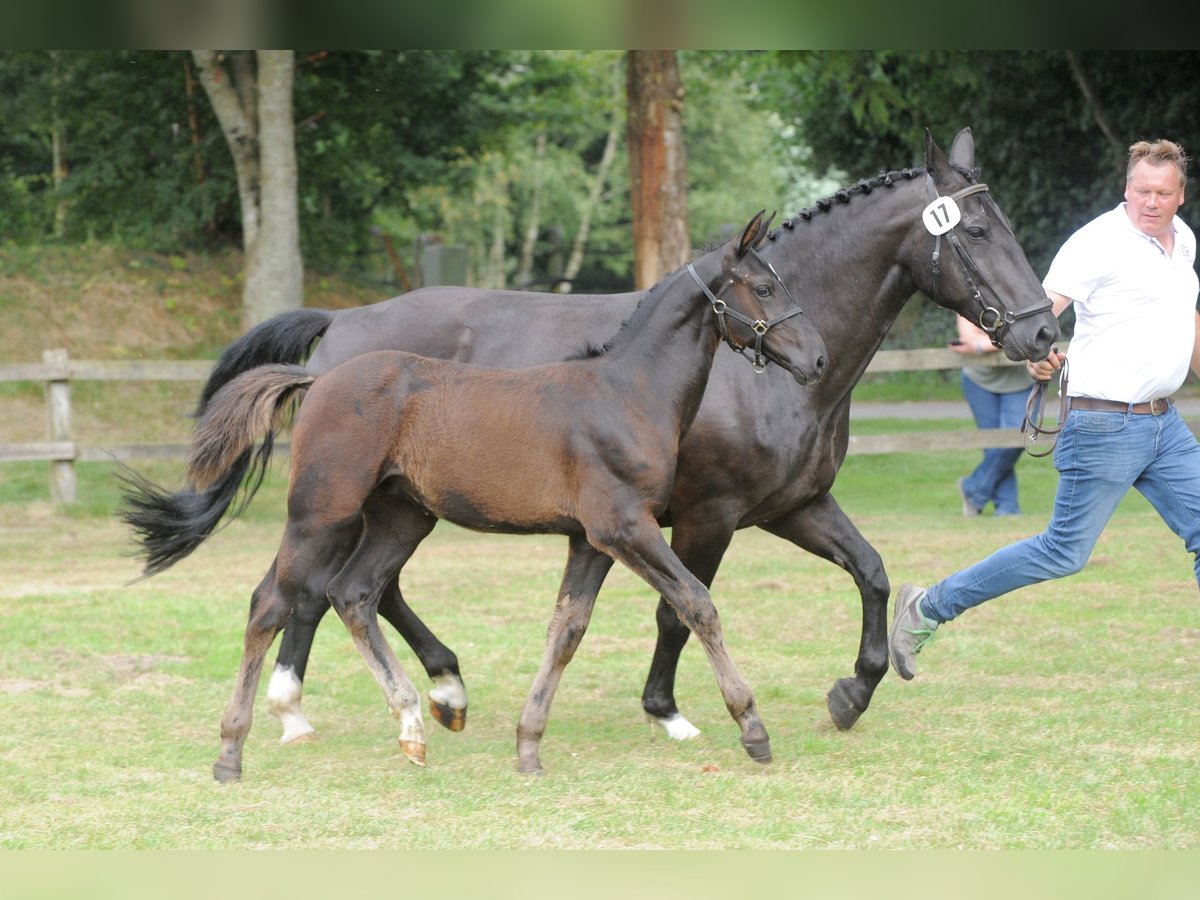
left=686, top=251, right=804, bottom=373
left=925, top=175, right=1054, bottom=349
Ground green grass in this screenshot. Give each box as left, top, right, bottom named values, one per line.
left=0, top=452, right=1197, bottom=850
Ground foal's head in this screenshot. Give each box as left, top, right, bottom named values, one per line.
left=700, top=210, right=827, bottom=385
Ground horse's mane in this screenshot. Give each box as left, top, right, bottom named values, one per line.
left=769, top=162, right=981, bottom=237
left=571, top=163, right=984, bottom=358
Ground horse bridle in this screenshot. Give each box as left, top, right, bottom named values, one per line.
left=686, top=250, right=804, bottom=373
left=925, top=175, right=1054, bottom=349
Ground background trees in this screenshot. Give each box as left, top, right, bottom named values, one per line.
left=2, top=51, right=1197, bottom=330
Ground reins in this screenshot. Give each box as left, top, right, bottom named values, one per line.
left=686, top=252, right=804, bottom=373
left=1021, top=359, right=1069, bottom=457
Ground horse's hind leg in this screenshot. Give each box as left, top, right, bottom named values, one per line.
left=267, top=596, right=332, bottom=744
left=761, top=493, right=890, bottom=731
left=214, top=559, right=292, bottom=782
left=516, top=535, right=613, bottom=775
left=326, top=494, right=430, bottom=766
left=378, top=580, right=468, bottom=732
left=216, top=515, right=363, bottom=781
left=266, top=499, right=467, bottom=743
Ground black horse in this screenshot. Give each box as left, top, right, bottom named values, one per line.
left=182, top=212, right=827, bottom=778
left=121, top=128, right=1059, bottom=750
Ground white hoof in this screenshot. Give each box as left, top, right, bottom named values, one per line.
left=648, top=712, right=702, bottom=741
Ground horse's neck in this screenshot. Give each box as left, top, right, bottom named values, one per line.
left=600, top=262, right=721, bottom=410
left=769, top=180, right=922, bottom=396
left=604, top=263, right=717, bottom=364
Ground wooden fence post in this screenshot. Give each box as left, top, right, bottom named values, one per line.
left=43, top=348, right=76, bottom=505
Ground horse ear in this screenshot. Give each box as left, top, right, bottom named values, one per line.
left=753, top=211, right=777, bottom=249
left=948, top=127, right=976, bottom=172
left=924, top=127, right=949, bottom=178
left=737, top=209, right=768, bottom=257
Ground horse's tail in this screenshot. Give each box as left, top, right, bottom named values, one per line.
left=188, top=365, right=315, bottom=492
left=117, top=309, right=332, bottom=577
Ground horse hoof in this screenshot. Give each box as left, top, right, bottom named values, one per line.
left=517, top=763, right=545, bottom=777
left=212, top=762, right=241, bottom=783
left=826, top=679, right=865, bottom=731
left=399, top=739, right=427, bottom=767
left=740, top=737, right=773, bottom=764
left=429, top=697, right=467, bottom=733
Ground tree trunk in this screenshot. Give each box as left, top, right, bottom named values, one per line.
left=625, top=51, right=690, bottom=291
left=49, top=51, right=70, bottom=238
left=515, top=131, right=546, bottom=288
left=556, top=59, right=623, bottom=293
left=192, top=49, right=303, bottom=328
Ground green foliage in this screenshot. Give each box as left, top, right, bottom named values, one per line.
left=4, top=51, right=1200, bottom=300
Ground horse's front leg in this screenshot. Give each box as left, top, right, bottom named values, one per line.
left=640, top=517, right=736, bottom=741
left=516, top=535, right=613, bottom=775
left=761, top=492, right=890, bottom=730
left=594, top=513, right=771, bottom=765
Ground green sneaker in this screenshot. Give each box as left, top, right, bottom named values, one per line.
left=889, top=584, right=938, bottom=680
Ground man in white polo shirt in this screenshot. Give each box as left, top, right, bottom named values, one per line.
left=890, top=138, right=1200, bottom=680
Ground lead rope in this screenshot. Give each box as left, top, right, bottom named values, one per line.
left=1022, top=358, right=1069, bottom=457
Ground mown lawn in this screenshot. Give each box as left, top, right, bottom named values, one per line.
left=0, top=447, right=1197, bottom=851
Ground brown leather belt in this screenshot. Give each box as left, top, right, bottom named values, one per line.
left=1069, top=396, right=1173, bottom=415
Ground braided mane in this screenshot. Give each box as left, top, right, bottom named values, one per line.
left=770, top=168, right=925, bottom=237
left=770, top=161, right=985, bottom=238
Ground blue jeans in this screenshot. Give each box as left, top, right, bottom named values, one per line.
left=924, top=404, right=1200, bottom=623
left=960, top=374, right=1030, bottom=515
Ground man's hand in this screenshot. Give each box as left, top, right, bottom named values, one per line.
left=1027, top=347, right=1066, bottom=382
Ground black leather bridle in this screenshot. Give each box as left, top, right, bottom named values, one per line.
left=687, top=250, right=805, bottom=373
left=926, top=175, right=1054, bottom=349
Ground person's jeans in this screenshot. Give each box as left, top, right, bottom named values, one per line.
left=960, top=373, right=1030, bottom=515
left=924, top=404, right=1200, bottom=623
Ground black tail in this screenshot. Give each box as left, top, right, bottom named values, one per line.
left=117, top=308, right=334, bottom=576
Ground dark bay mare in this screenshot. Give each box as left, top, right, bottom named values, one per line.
left=121, top=128, right=1059, bottom=754
left=182, top=212, right=828, bottom=779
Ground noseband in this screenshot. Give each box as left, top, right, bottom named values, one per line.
left=687, top=251, right=804, bottom=373
left=925, top=175, right=1053, bottom=349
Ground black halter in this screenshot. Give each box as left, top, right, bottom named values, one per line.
left=687, top=250, right=805, bottom=373
left=925, top=175, right=1053, bottom=349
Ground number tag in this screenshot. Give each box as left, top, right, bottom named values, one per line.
left=921, top=196, right=961, bottom=235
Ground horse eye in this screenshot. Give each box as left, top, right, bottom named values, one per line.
left=755, top=284, right=772, bottom=297
left=967, top=227, right=986, bottom=240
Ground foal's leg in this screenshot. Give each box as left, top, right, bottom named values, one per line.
left=214, top=512, right=362, bottom=782
left=213, top=560, right=292, bottom=783
left=640, top=518, right=735, bottom=740
left=591, top=511, right=771, bottom=765
left=378, top=580, right=468, bottom=733
left=516, top=535, right=614, bottom=775
left=325, top=495, right=431, bottom=766
left=760, top=493, right=889, bottom=731
left=266, top=502, right=467, bottom=742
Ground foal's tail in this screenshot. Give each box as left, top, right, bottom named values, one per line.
left=188, top=365, right=315, bottom=492
left=117, top=309, right=333, bottom=577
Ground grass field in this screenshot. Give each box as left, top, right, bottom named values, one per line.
left=1, top=442, right=1197, bottom=852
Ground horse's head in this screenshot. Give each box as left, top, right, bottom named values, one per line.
left=914, top=127, right=1059, bottom=362
left=694, top=210, right=828, bottom=385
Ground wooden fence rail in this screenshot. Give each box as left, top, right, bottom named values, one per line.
left=2, top=344, right=1071, bottom=505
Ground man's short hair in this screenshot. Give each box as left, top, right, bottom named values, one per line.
left=1127, top=139, right=1189, bottom=189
